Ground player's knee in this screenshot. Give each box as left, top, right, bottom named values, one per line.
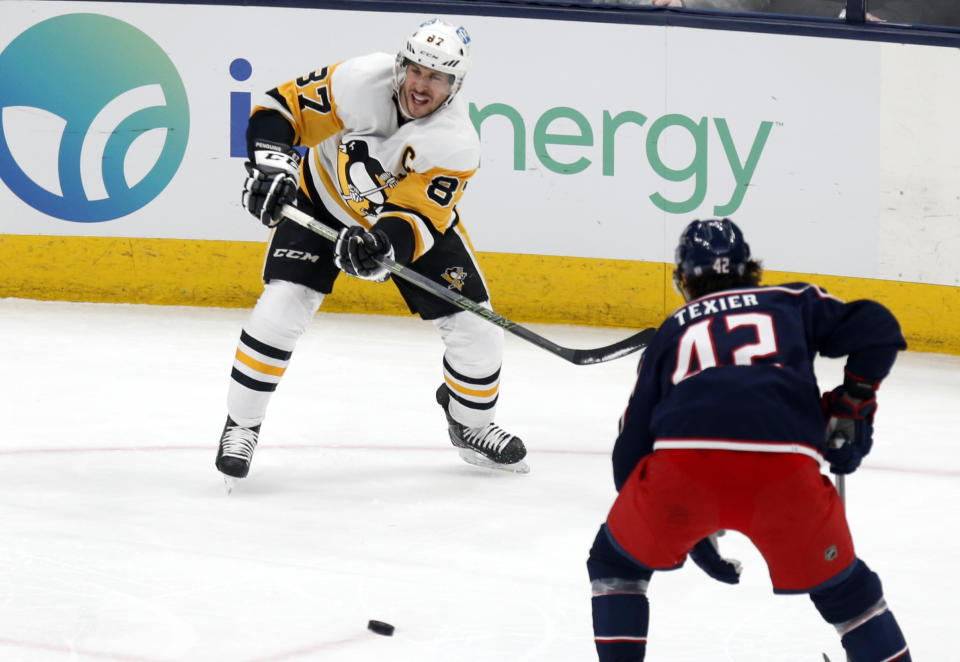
left=809, top=558, right=882, bottom=625
left=587, top=526, right=653, bottom=583
left=433, top=309, right=504, bottom=371
left=810, top=559, right=911, bottom=661
left=434, top=309, right=503, bottom=372
left=251, top=280, right=324, bottom=342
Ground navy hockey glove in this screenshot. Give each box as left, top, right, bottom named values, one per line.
left=689, top=533, right=742, bottom=585
left=241, top=141, right=300, bottom=227
left=334, top=226, right=394, bottom=282
left=822, top=383, right=877, bottom=475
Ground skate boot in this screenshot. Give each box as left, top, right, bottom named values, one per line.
left=436, top=384, right=529, bottom=474
left=215, top=416, right=261, bottom=487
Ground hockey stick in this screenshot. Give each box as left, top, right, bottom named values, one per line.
left=280, top=203, right=655, bottom=365
left=343, top=180, right=392, bottom=202
left=827, top=434, right=847, bottom=502
left=834, top=472, right=846, bottom=503
left=825, top=436, right=852, bottom=662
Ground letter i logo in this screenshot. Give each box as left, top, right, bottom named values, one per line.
left=230, top=58, right=252, bottom=158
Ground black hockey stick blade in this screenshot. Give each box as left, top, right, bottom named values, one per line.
left=280, top=204, right=655, bottom=365
left=507, top=324, right=654, bottom=365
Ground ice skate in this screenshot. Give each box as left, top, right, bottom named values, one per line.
left=436, top=384, right=529, bottom=474
left=215, top=416, right=261, bottom=491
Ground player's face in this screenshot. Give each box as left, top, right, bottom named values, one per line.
left=399, top=62, right=453, bottom=118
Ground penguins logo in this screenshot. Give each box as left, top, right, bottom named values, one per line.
left=442, top=266, right=468, bottom=291
left=337, top=139, right=398, bottom=217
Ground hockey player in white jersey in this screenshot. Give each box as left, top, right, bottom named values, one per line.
left=216, top=19, right=528, bottom=484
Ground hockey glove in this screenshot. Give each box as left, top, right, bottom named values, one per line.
left=241, top=141, right=301, bottom=227
left=689, top=533, right=742, bottom=585
left=334, top=226, right=394, bottom=282
left=822, top=383, right=877, bottom=475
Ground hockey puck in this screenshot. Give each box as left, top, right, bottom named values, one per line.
left=367, top=620, right=395, bottom=636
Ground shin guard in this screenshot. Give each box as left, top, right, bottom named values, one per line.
left=840, top=609, right=911, bottom=662
left=587, top=526, right=652, bottom=662
left=810, top=558, right=910, bottom=662
left=433, top=310, right=503, bottom=428
left=227, top=280, right=323, bottom=426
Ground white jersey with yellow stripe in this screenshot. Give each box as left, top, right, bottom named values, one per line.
left=251, top=52, right=480, bottom=261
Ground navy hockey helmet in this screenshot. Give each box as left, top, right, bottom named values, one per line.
left=674, top=218, right=751, bottom=278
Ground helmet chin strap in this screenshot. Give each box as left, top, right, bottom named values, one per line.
left=395, top=93, right=416, bottom=121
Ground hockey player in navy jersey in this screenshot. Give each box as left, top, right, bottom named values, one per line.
left=215, top=19, right=528, bottom=484
left=586, top=219, right=911, bottom=661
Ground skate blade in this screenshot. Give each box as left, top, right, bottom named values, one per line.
left=457, top=448, right=530, bottom=474
left=223, top=475, right=239, bottom=495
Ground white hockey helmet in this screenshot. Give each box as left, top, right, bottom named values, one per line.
left=393, top=19, right=472, bottom=112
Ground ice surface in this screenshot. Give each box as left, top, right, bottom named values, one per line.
left=0, top=298, right=956, bottom=661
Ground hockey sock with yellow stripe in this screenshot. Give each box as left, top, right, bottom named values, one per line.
left=227, top=280, right=322, bottom=426
left=433, top=309, right=504, bottom=428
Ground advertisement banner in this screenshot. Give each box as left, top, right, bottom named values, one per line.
left=0, top=1, right=958, bottom=288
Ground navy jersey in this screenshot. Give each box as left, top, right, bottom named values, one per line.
left=612, top=283, right=906, bottom=490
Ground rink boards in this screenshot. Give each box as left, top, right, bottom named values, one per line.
left=3, top=233, right=957, bottom=355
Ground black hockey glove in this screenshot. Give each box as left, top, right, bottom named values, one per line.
left=241, top=141, right=300, bottom=227
left=821, top=381, right=878, bottom=475
left=334, top=226, right=394, bottom=282
left=689, top=533, right=742, bottom=585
